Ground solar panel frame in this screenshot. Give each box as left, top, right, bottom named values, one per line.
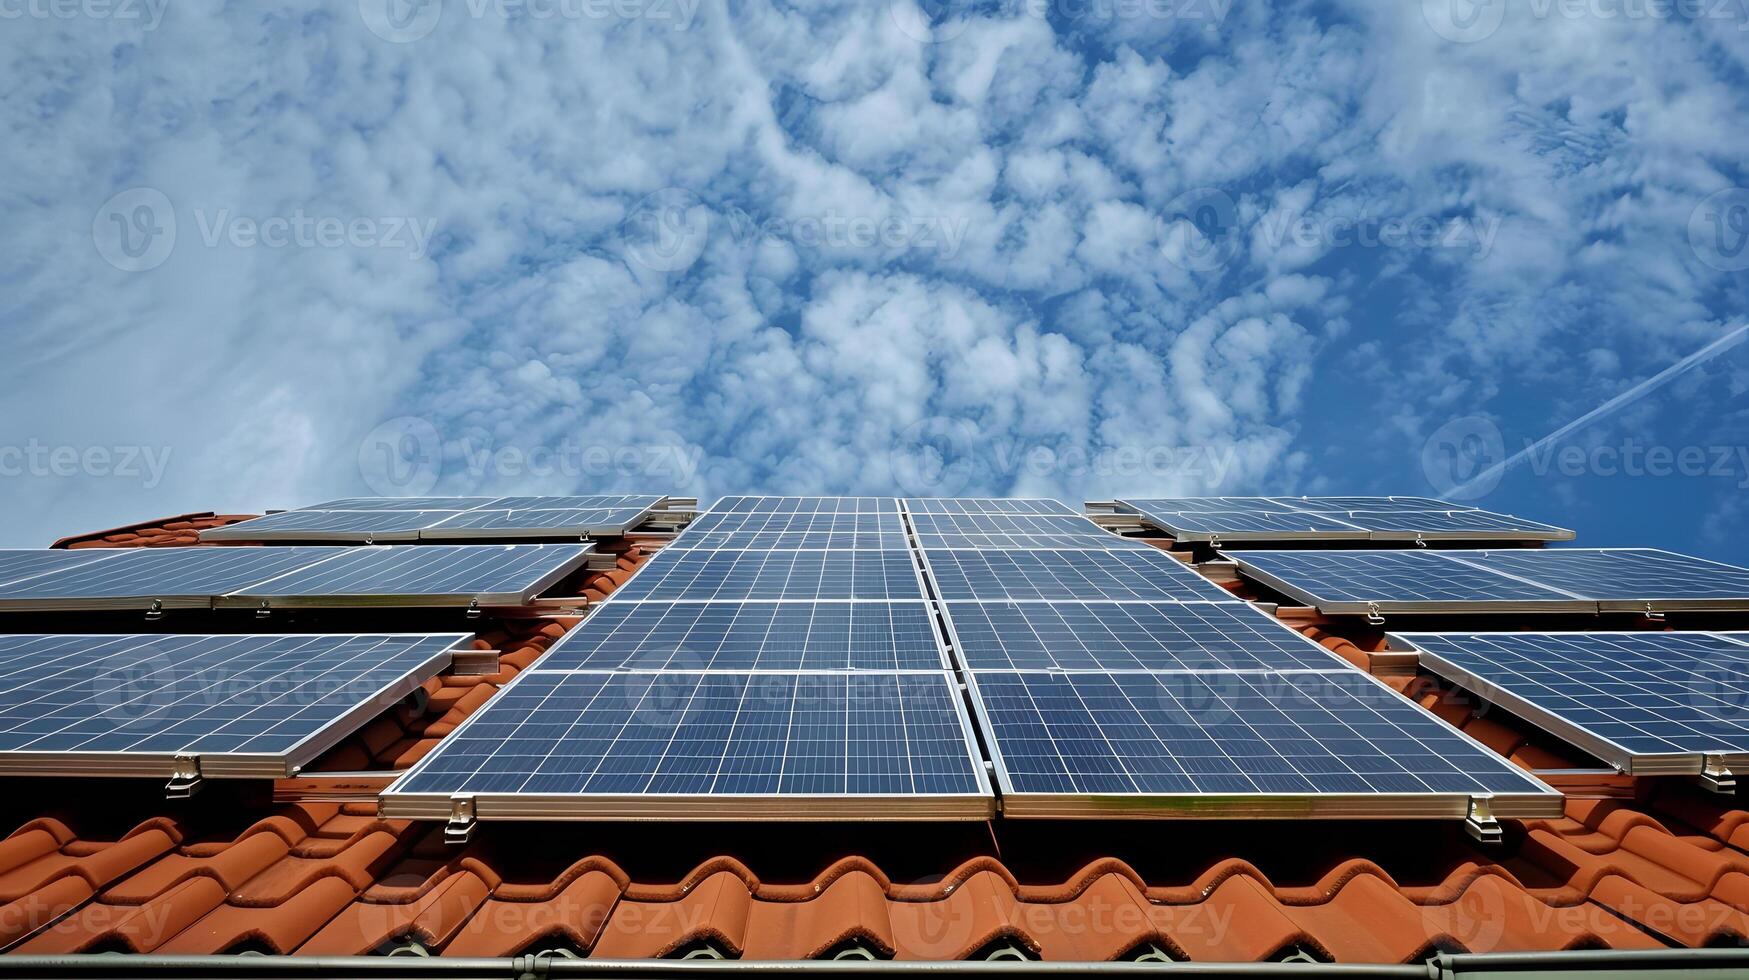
left=965, top=667, right=1562, bottom=819
left=0, top=633, right=466, bottom=779
left=1396, top=631, right=1749, bottom=775
left=0, top=547, right=353, bottom=612
left=217, top=544, right=593, bottom=610
left=1229, top=550, right=1597, bottom=615
left=379, top=668, right=994, bottom=821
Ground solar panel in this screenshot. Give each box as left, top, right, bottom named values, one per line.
left=670, top=512, right=907, bottom=550
left=1230, top=550, right=1595, bottom=616
left=969, top=668, right=1560, bottom=818
left=300, top=497, right=500, bottom=511
left=1269, top=496, right=1476, bottom=513
left=1117, top=498, right=1572, bottom=544
left=710, top=496, right=899, bottom=514
left=0, top=547, right=350, bottom=612
left=1142, top=511, right=1367, bottom=539
left=1341, top=511, right=1573, bottom=541
left=0, top=550, right=121, bottom=588
left=534, top=601, right=948, bottom=671
left=1120, top=497, right=1285, bottom=514
left=1398, top=631, right=1749, bottom=778
left=0, top=633, right=465, bottom=779
left=197, top=509, right=449, bottom=542
left=905, top=498, right=1077, bottom=516
left=420, top=508, right=651, bottom=540
left=909, top=513, right=1131, bottom=550
left=1445, top=549, right=1749, bottom=612
left=922, top=549, right=1238, bottom=602
left=486, top=495, right=665, bottom=510
left=219, top=544, right=591, bottom=610
left=380, top=670, right=992, bottom=819
left=611, top=550, right=923, bottom=601
left=943, top=601, right=1349, bottom=672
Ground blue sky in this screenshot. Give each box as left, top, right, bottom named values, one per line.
left=1, top=0, right=1746, bottom=560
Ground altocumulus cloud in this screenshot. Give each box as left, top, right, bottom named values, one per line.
left=0, top=0, right=1745, bottom=547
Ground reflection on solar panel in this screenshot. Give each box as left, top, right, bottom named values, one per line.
left=1117, top=497, right=1572, bottom=544
left=0, top=550, right=121, bottom=588
left=671, top=512, right=907, bottom=550
left=1399, top=631, right=1749, bottom=779
left=923, top=549, right=1237, bottom=602
left=711, top=496, right=899, bottom=514
left=421, top=508, right=649, bottom=540
left=612, top=550, right=922, bottom=601
left=1230, top=550, right=1594, bottom=615
left=1232, top=548, right=1749, bottom=615
left=945, top=602, right=1347, bottom=671
left=0, top=547, right=349, bottom=612
left=220, top=544, right=591, bottom=610
left=0, top=633, right=464, bottom=779
left=201, top=495, right=666, bottom=543
left=536, top=602, right=947, bottom=671
left=905, top=498, right=1076, bottom=516
left=381, top=670, right=991, bottom=819
left=971, top=669, right=1560, bottom=818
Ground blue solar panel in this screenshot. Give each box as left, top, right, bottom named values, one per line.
left=382, top=670, right=990, bottom=817
left=1118, top=498, right=1570, bottom=543
left=0, top=547, right=350, bottom=611
left=910, top=513, right=1131, bottom=550
left=1231, top=550, right=1593, bottom=614
left=1139, top=511, right=1366, bottom=538
left=671, top=512, right=907, bottom=550
left=711, top=496, right=899, bottom=514
left=198, top=509, right=448, bottom=542
left=486, top=495, right=665, bottom=510
left=1446, top=549, right=1749, bottom=611
left=221, top=544, right=591, bottom=608
left=1343, top=511, right=1572, bottom=540
left=972, top=669, right=1558, bottom=815
left=535, top=601, right=947, bottom=671
left=0, top=633, right=464, bottom=777
left=0, top=549, right=121, bottom=588
left=613, top=550, right=923, bottom=600
left=301, top=497, right=499, bottom=511
left=1268, top=496, right=1473, bottom=513
left=420, top=508, right=649, bottom=539
left=905, top=498, right=1077, bottom=516
left=945, top=601, right=1348, bottom=672
left=923, top=549, right=1237, bottom=602
left=1401, top=631, right=1749, bottom=773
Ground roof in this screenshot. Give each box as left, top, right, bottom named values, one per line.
left=2, top=510, right=1748, bottom=968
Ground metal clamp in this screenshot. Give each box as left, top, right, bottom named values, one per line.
left=1701, top=755, right=1736, bottom=794
left=255, top=599, right=272, bottom=620
left=1365, top=602, right=1386, bottom=626
left=445, top=795, right=477, bottom=845
left=1208, top=533, right=1222, bottom=550
left=1414, top=533, right=1427, bottom=548
left=466, top=599, right=483, bottom=620
left=166, top=756, right=203, bottom=799
left=1644, top=603, right=1666, bottom=622
left=145, top=599, right=164, bottom=623
left=1464, top=797, right=1501, bottom=844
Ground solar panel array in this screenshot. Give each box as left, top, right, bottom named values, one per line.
left=1117, top=496, right=1573, bottom=544
left=199, top=495, right=667, bottom=543
left=0, top=633, right=465, bottom=778
left=0, top=545, right=590, bottom=612
left=905, top=499, right=1559, bottom=821
left=382, top=495, right=991, bottom=822
left=1232, top=548, right=1749, bottom=616
left=1397, top=631, right=1749, bottom=777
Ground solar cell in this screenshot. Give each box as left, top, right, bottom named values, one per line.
left=220, top=544, right=591, bottom=609
left=0, top=547, right=350, bottom=612
left=613, top=550, right=923, bottom=601
left=533, top=601, right=947, bottom=671
left=1446, top=549, right=1749, bottom=612
left=0, top=633, right=465, bottom=778
left=0, top=549, right=121, bottom=588
left=970, top=669, right=1560, bottom=818
left=922, top=549, right=1237, bottom=602
left=1230, top=550, right=1594, bottom=615
left=943, top=602, right=1348, bottom=672
left=380, top=670, right=992, bottom=819
left=420, top=507, right=650, bottom=540
left=1400, top=631, right=1749, bottom=776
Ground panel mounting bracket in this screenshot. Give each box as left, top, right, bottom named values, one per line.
left=466, top=599, right=483, bottom=620
left=254, top=600, right=272, bottom=620
left=1643, top=603, right=1666, bottom=622
left=445, top=795, right=477, bottom=845
left=1208, top=533, right=1222, bottom=550
left=166, top=756, right=203, bottom=799
left=145, top=599, right=165, bottom=623
left=1701, top=755, right=1735, bottom=794
left=1413, top=533, right=1427, bottom=548
left=1364, top=602, right=1386, bottom=626
left=1464, top=797, right=1501, bottom=844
